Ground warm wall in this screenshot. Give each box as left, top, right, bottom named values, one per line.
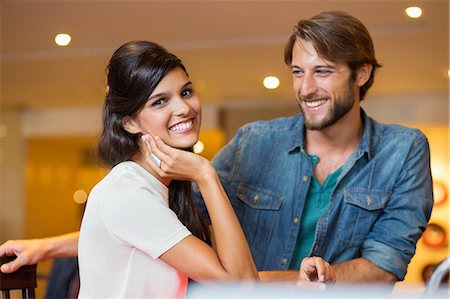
left=25, top=136, right=108, bottom=298
left=400, top=124, right=450, bottom=285
left=25, top=136, right=106, bottom=239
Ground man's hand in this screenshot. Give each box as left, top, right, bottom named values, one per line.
left=0, top=239, right=48, bottom=273
left=0, top=232, right=80, bottom=273
left=299, top=256, right=336, bottom=283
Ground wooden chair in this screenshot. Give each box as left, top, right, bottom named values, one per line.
left=0, top=255, right=37, bottom=299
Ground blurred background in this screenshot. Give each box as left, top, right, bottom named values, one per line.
left=1, top=0, right=449, bottom=297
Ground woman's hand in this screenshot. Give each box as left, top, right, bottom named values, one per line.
left=141, top=135, right=214, bottom=183
left=299, top=256, right=336, bottom=283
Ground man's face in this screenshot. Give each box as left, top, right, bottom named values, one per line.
left=290, top=39, right=360, bottom=131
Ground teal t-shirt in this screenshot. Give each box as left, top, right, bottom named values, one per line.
left=289, top=155, right=342, bottom=269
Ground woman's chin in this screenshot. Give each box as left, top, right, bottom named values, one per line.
left=167, top=139, right=198, bottom=150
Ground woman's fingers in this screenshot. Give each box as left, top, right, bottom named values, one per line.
left=151, top=136, right=179, bottom=171
left=141, top=135, right=165, bottom=173
left=141, top=135, right=188, bottom=176
left=141, top=134, right=209, bottom=182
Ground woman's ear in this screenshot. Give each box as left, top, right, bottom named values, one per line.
left=122, top=116, right=141, bottom=134
left=355, top=64, right=373, bottom=87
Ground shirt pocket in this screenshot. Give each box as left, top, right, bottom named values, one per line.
left=336, top=189, right=390, bottom=247
left=234, top=184, right=283, bottom=264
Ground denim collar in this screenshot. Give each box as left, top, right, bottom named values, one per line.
left=287, top=114, right=304, bottom=153
left=358, top=109, right=374, bottom=160
left=287, top=108, right=374, bottom=160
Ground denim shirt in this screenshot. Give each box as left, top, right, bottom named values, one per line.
left=194, top=109, right=433, bottom=280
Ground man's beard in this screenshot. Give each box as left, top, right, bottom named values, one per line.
left=298, top=82, right=357, bottom=131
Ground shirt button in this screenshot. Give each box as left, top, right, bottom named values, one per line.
left=303, top=175, right=308, bottom=182
left=293, top=217, right=299, bottom=224
left=253, top=195, right=260, bottom=202
left=281, top=258, right=288, bottom=265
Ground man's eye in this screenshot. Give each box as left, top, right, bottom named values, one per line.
left=292, top=70, right=303, bottom=76
left=317, top=70, right=332, bottom=75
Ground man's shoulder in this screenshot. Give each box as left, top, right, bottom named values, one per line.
left=239, top=114, right=302, bottom=135
left=368, top=117, right=427, bottom=142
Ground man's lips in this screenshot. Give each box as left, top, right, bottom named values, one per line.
left=303, top=98, right=328, bottom=108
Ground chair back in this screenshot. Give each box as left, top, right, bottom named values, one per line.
left=0, top=255, right=37, bottom=299
left=425, top=257, right=450, bottom=298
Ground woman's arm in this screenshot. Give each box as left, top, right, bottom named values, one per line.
left=143, top=136, right=258, bottom=282
left=0, top=231, right=79, bottom=273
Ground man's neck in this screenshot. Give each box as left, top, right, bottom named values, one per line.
left=305, top=108, right=363, bottom=184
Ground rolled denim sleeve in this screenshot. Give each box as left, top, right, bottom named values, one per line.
left=362, top=132, right=433, bottom=280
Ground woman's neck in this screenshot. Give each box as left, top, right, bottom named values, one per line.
left=130, top=152, right=172, bottom=187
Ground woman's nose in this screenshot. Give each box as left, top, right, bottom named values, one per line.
left=172, top=97, right=191, bottom=116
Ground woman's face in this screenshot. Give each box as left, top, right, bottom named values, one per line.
left=129, top=67, right=201, bottom=149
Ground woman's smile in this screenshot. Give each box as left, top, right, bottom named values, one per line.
left=169, top=119, right=194, bottom=133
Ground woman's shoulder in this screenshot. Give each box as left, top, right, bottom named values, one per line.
left=89, top=161, right=168, bottom=208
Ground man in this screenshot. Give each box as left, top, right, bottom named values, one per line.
left=196, top=10, right=433, bottom=283
left=0, top=11, right=433, bottom=284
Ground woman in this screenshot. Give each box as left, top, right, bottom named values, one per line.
left=77, top=40, right=258, bottom=298
left=0, top=42, right=335, bottom=291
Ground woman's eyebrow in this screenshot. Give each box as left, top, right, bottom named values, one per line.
left=148, top=81, right=193, bottom=100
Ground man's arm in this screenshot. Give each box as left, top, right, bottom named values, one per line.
left=332, top=258, right=396, bottom=283
left=0, top=231, right=79, bottom=273
left=259, top=257, right=396, bottom=283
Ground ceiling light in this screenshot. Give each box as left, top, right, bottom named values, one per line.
left=263, top=76, right=280, bottom=89
left=55, top=33, right=72, bottom=46
left=405, top=6, right=423, bottom=18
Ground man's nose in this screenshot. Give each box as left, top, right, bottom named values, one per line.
left=299, top=73, right=318, bottom=98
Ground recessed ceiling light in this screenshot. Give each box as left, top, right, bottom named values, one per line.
left=405, top=6, right=423, bottom=18
left=263, top=76, right=280, bottom=89
left=55, top=33, right=71, bottom=46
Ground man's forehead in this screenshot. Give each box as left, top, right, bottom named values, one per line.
left=292, top=39, right=346, bottom=69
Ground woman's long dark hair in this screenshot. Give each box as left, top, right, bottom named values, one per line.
left=98, top=40, right=210, bottom=244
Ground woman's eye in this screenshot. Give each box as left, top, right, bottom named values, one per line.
left=181, top=88, right=193, bottom=98
left=151, top=99, right=166, bottom=107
